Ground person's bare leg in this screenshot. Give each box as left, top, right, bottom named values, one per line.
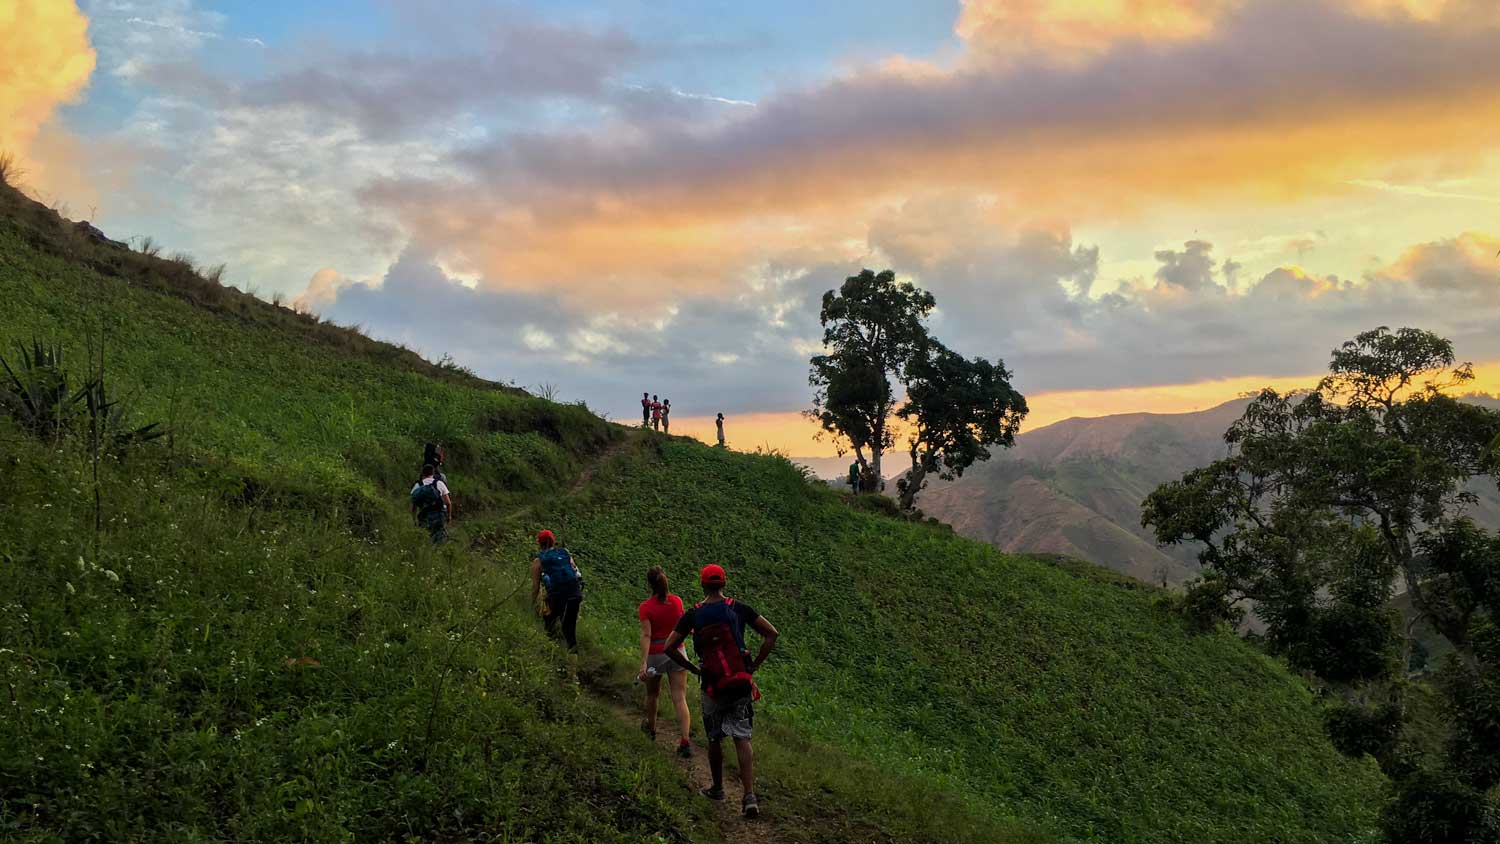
left=642, top=676, right=661, bottom=735
left=707, top=739, right=724, bottom=790
left=669, top=671, right=691, bottom=743
left=733, top=738, right=755, bottom=797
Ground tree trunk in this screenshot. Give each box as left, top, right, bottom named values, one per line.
left=900, top=463, right=926, bottom=511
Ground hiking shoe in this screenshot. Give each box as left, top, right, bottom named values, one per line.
left=699, top=785, right=724, bottom=801
left=676, top=739, right=693, bottom=759
left=742, top=793, right=760, bottom=818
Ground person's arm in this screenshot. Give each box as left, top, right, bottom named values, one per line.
left=529, top=557, right=542, bottom=610
left=442, top=493, right=454, bottom=521
left=747, top=616, right=779, bottom=673
left=637, top=617, right=654, bottom=680
left=663, top=630, right=699, bottom=675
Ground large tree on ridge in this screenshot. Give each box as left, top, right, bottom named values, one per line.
left=895, top=338, right=1027, bottom=511
left=808, top=269, right=934, bottom=484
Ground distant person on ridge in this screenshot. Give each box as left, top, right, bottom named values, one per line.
left=651, top=395, right=663, bottom=431
left=410, top=464, right=452, bottom=544
left=641, top=392, right=652, bottom=427
left=663, top=564, right=779, bottom=818
left=847, top=460, right=860, bottom=494
left=422, top=442, right=447, bottom=482
left=661, top=399, right=672, bottom=433
left=530, top=529, right=584, bottom=651
left=637, top=566, right=693, bottom=758
left=715, top=413, right=725, bottom=448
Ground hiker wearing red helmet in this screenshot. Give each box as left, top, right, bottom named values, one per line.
left=529, top=529, right=584, bottom=650
left=663, top=563, right=779, bottom=818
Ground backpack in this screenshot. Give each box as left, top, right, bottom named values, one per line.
left=537, top=547, right=580, bottom=592
left=411, top=480, right=446, bottom=516
left=693, top=599, right=754, bottom=701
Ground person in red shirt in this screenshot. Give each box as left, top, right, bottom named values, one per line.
left=637, top=566, right=693, bottom=757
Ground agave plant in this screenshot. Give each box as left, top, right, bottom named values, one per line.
left=82, top=373, right=166, bottom=451
left=0, top=339, right=88, bottom=439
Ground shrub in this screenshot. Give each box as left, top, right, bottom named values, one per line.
left=0, top=339, right=86, bottom=438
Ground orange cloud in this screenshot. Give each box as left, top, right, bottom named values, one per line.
left=367, top=0, right=1500, bottom=305
left=0, top=0, right=95, bottom=196
left=957, top=0, right=1233, bottom=62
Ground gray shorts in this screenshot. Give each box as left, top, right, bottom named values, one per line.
left=646, top=651, right=686, bottom=675
left=701, top=691, right=754, bottom=742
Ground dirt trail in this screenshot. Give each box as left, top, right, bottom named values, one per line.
left=617, top=694, right=786, bottom=844
left=474, top=432, right=638, bottom=546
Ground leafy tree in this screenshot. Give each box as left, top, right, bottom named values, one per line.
left=894, top=339, right=1027, bottom=511
left=1142, top=326, right=1500, bottom=842
left=808, top=269, right=934, bottom=484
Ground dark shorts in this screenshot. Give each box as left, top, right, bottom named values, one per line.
left=701, top=692, right=753, bottom=742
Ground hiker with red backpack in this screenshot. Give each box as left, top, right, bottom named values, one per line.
left=637, top=566, right=693, bottom=758
left=663, top=564, right=779, bottom=818
left=422, top=442, right=447, bottom=483
left=530, top=529, right=584, bottom=651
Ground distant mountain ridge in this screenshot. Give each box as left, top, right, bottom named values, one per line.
left=920, top=394, right=1500, bottom=584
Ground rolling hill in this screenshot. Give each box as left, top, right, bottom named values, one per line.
left=919, top=395, right=1500, bottom=586
left=0, top=178, right=1385, bottom=842
left=918, top=401, right=1249, bottom=584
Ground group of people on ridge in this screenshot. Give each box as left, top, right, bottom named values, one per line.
left=642, top=393, right=672, bottom=432
left=527, top=528, right=778, bottom=818
left=640, top=393, right=729, bottom=448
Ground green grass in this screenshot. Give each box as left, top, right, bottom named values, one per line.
left=0, top=180, right=1385, bottom=842
left=534, top=441, right=1387, bottom=844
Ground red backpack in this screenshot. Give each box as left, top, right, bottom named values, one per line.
left=693, top=598, right=755, bottom=701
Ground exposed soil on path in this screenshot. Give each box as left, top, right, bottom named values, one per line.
left=619, top=692, right=786, bottom=844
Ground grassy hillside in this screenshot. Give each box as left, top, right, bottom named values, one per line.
left=532, top=442, right=1385, bottom=843
left=1, top=182, right=1385, bottom=842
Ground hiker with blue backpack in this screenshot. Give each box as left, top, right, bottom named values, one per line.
left=663, top=563, right=779, bottom=818
left=410, top=464, right=452, bottom=544
left=530, top=529, right=584, bottom=651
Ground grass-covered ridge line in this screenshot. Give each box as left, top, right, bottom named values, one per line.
left=1, top=181, right=1383, bottom=842
left=543, top=440, right=1385, bottom=843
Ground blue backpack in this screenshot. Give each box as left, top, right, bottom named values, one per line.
left=411, top=480, right=445, bottom=516
left=537, top=547, right=580, bottom=591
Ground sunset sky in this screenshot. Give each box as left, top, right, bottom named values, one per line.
left=6, top=0, right=1500, bottom=457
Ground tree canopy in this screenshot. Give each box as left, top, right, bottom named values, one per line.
left=807, top=268, right=1025, bottom=509
left=895, top=339, right=1027, bottom=511
left=1142, top=326, right=1500, bottom=841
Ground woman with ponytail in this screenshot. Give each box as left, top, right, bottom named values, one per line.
left=638, top=566, right=692, bottom=757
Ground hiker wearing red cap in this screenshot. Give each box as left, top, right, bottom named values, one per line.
left=663, top=563, right=779, bottom=818
left=529, top=529, right=584, bottom=650
left=637, top=566, right=693, bottom=758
